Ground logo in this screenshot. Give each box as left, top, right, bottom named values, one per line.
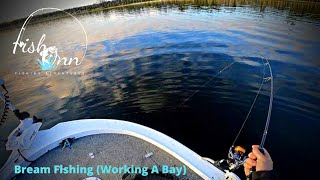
left=12, top=8, right=88, bottom=71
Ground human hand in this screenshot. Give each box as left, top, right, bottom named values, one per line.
left=244, top=145, right=273, bottom=176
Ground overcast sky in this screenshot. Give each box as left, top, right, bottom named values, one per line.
left=0, top=0, right=100, bottom=23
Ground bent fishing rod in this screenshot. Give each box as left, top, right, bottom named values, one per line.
left=260, top=57, right=273, bottom=149
left=178, top=55, right=274, bottom=169
left=230, top=55, right=273, bottom=153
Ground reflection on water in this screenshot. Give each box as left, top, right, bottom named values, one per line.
left=0, top=0, right=319, bottom=179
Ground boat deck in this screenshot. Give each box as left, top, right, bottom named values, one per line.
left=17, top=133, right=202, bottom=180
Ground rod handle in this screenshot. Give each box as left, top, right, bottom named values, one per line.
left=250, top=148, right=264, bottom=174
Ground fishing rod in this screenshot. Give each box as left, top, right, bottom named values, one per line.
left=228, top=55, right=273, bottom=172
left=178, top=55, right=274, bottom=171
left=259, top=57, right=273, bottom=148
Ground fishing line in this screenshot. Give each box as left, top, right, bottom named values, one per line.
left=177, top=60, right=237, bottom=108
left=230, top=54, right=273, bottom=152
left=175, top=53, right=273, bottom=151
left=185, top=54, right=273, bottom=172
left=231, top=58, right=266, bottom=146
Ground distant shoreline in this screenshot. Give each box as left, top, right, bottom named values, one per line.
left=1, top=0, right=319, bottom=30
left=0, top=0, right=156, bottom=30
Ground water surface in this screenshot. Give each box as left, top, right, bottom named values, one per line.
left=0, top=0, right=319, bottom=179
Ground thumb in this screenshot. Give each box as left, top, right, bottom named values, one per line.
left=252, top=145, right=265, bottom=160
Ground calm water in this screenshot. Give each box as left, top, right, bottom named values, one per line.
left=0, top=0, right=320, bottom=179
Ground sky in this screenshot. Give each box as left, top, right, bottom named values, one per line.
left=0, top=0, right=100, bottom=23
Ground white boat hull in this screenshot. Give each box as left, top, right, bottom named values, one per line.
left=0, top=119, right=240, bottom=180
